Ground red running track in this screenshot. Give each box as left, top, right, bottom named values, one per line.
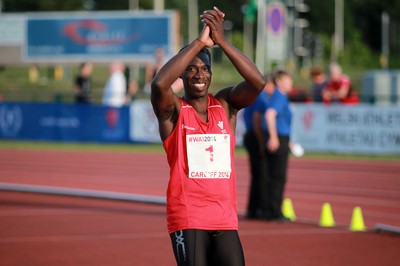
left=0, top=148, right=399, bottom=265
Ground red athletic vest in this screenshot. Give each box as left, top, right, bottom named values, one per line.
left=163, top=94, right=238, bottom=234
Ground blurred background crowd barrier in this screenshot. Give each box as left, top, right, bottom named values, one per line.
left=1, top=100, right=399, bottom=155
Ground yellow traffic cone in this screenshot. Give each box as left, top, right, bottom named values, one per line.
left=282, top=198, right=296, bottom=221
left=350, top=207, right=366, bottom=232
left=320, top=202, right=335, bottom=227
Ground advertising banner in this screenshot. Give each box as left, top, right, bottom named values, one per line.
left=0, top=102, right=130, bottom=142
left=24, top=11, right=177, bottom=63
left=291, top=104, right=400, bottom=154
left=129, top=101, right=400, bottom=154
left=2, top=101, right=398, bottom=154
left=0, top=14, right=25, bottom=45
left=129, top=100, right=160, bottom=143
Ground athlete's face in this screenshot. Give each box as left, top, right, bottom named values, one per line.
left=181, top=53, right=212, bottom=99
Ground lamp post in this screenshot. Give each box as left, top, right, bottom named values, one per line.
left=255, top=0, right=267, bottom=73
left=333, top=0, right=343, bottom=61
left=242, top=0, right=258, bottom=60
left=380, top=12, right=390, bottom=68
left=287, top=0, right=309, bottom=74
left=129, top=0, right=139, bottom=10
left=154, top=0, right=164, bottom=11
left=188, top=0, right=199, bottom=43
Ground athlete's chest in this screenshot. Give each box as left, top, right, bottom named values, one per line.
left=180, top=105, right=229, bottom=135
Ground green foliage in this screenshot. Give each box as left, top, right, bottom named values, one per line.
left=305, top=0, right=400, bottom=56
left=338, top=31, right=380, bottom=68
left=231, top=30, right=244, bottom=52
left=0, top=61, right=246, bottom=103
left=0, top=65, right=109, bottom=103
left=303, top=0, right=335, bottom=34
left=3, top=0, right=86, bottom=11
left=315, top=33, right=332, bottom=64
left=0, top=140, right=165, bottom=153
left=244, top=0, right=257, bottom=22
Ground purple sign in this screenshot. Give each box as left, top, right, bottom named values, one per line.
left=266, top=3, right=286, bottom=35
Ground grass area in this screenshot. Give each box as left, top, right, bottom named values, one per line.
left=0, top=59, right=246, bottom=103
left=1, top=140, right=399, bottom=161
left=0, top=140, right=165, bottom=153
left=0, top=65, right=111, bottom=103
left=291, top=151, right=400, bottom=162
left=0, top=56, right=373, bottom=104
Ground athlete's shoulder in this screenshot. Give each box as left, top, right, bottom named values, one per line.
left=179, top=97, right=193, bottom=109
left=208, top=94, right=223, bottom=106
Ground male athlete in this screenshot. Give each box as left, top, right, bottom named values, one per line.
left=151, top=6, right=265, bottom=266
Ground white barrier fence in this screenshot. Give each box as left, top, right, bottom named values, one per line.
left=291, top=104, right=400, bottom=154
left=130, top=100, right=400, bottom=155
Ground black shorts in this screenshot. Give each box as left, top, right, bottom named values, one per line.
left=169, top=229, right=245, bottom=266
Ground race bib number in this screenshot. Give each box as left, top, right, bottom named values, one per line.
left=186, top=134, right=231, bottom=179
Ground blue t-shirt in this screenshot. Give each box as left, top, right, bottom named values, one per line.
left=267, top=88, right=292, bottom=136
left=243, top=90, right=268, bottom=131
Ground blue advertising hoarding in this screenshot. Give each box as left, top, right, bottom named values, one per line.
left=2, top=101, right=399, bottom=154
left=24, top=11, right=178, bottom=63
left=0, top=102, right=130, bottom=142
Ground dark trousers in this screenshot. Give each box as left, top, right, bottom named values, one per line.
left=243, top=130, right=267, bottom=218
left=170, top=230, right=245, bottom=266
left=263, top=135, right=290, bottom=219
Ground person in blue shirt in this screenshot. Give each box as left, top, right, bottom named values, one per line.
left=263, top=69, right=293, bottom=221
left=243, top=74, right=275, bottom=219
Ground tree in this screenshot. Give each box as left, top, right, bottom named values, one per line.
left=350, top=0, right=400, bottom=52
left=304, top=0, right=400, bottom=53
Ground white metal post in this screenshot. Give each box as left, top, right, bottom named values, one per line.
left=188, top=0, right=199, bottom=42
left=255, top=0, right=266, bottom=73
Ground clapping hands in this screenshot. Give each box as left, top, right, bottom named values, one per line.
left=198, top=6, right=226, bottom=47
